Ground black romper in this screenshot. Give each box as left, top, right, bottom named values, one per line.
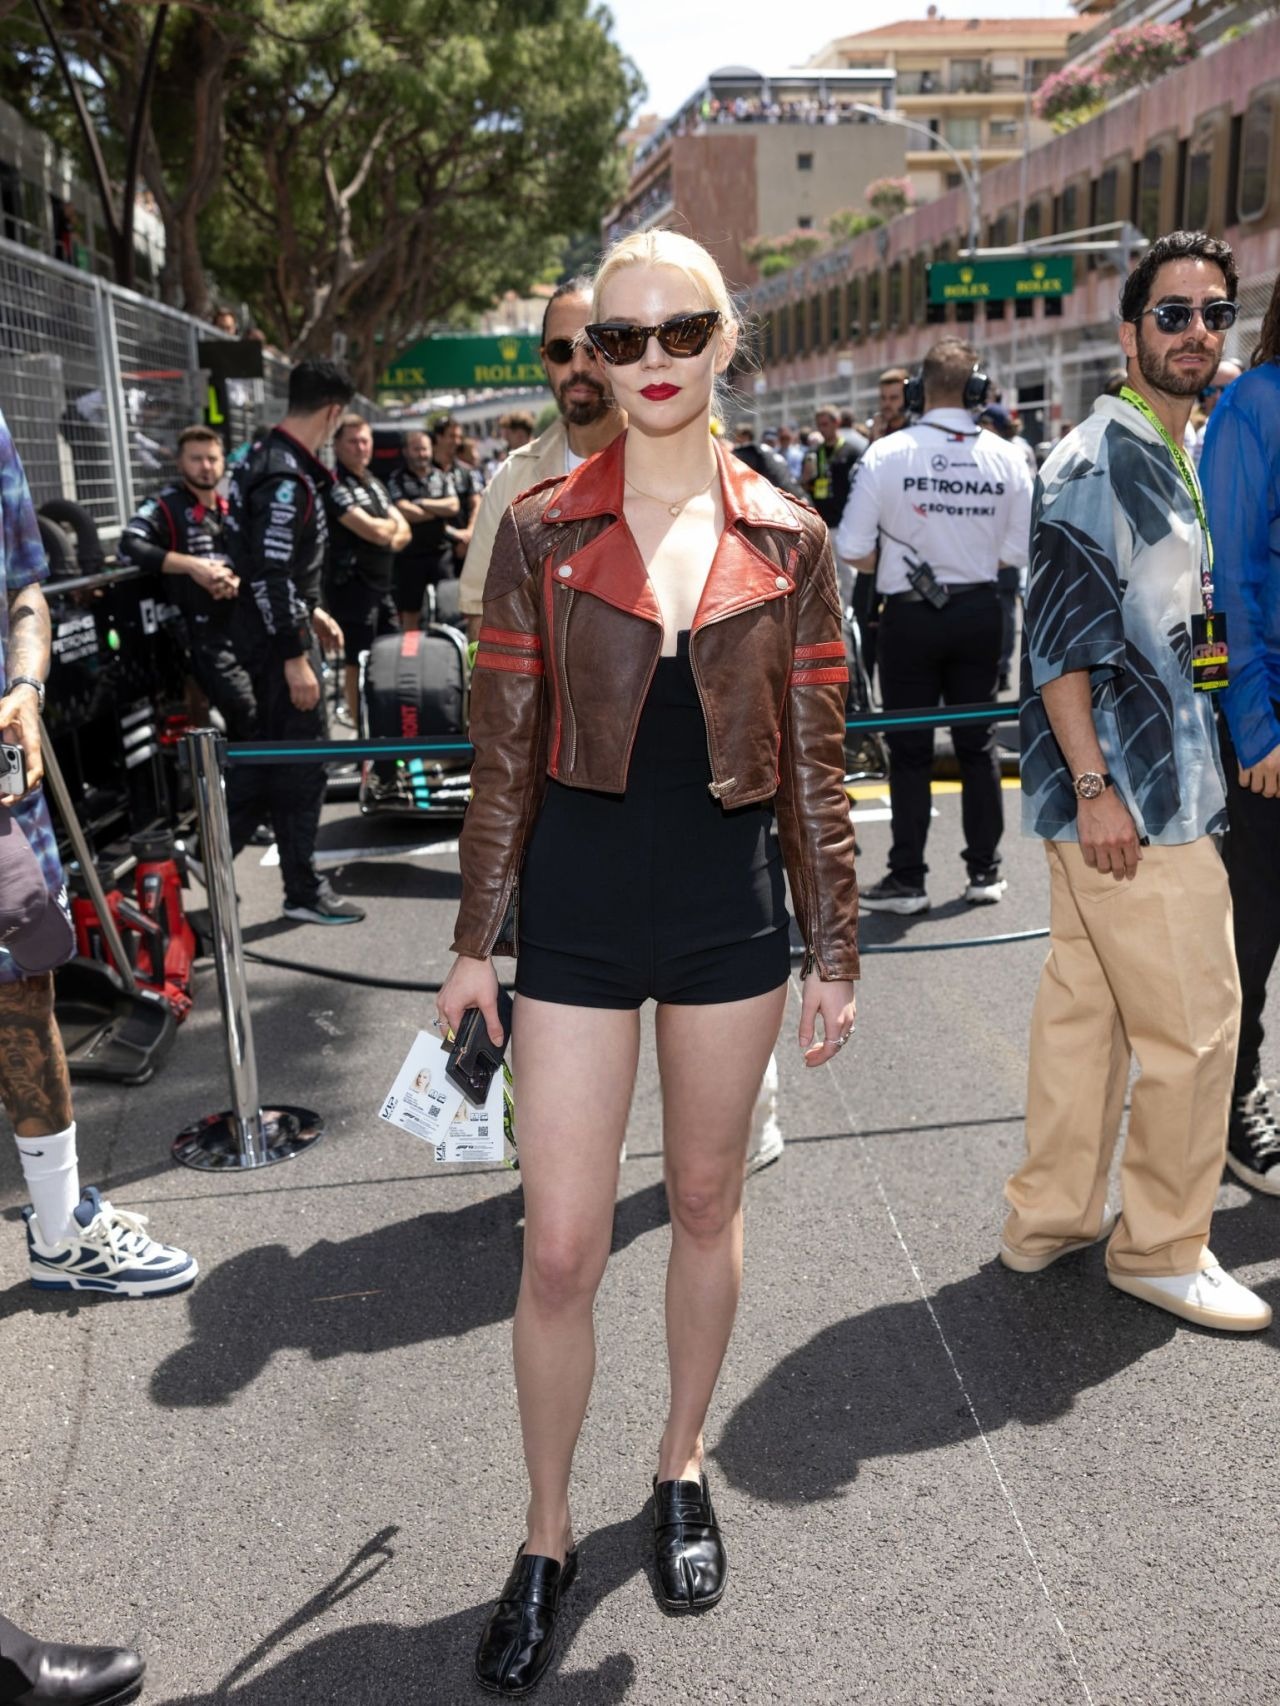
left=515, top=631, right=792, bottom=1009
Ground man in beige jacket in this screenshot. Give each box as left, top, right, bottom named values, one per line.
left=460, top=277, right=622, bottom=634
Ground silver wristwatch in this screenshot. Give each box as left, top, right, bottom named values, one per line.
left=8, top=675, right=45, bottom=712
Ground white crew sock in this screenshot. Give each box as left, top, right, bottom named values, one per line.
left=14, top=1122, right=79, bottom=1245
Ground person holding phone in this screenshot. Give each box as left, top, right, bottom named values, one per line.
left=438, top=229, right=859, bottom=1697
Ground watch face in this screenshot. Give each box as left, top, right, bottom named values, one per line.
left=1076, top=772, right=1104, bottom=801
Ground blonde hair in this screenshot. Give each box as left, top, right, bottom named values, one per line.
left=591, top=231, right=743, bottom=422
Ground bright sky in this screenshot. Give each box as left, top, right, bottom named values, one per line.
left=604, top=0, right=1078, bottom=120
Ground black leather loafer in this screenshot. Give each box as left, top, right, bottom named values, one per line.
left=651, top=1472, right=727, bottom=1612
left=0, top=1638, right=144, bottom=1706
left=474, top=1545, right=579, bottom=1697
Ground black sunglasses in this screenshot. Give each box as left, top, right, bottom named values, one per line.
left=1138, top=299, right=1239, bottom=335
left=584, top=310, right=721, bottom=366
left=542, top=337, right=591, bottom=365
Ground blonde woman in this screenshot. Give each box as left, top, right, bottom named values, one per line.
left=439, top=230, right=859, bottom=1695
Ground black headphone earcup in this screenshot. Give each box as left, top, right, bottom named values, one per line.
left=963, top=366, right=991, bottom=412
left=904, top=372, right=924, bottom=416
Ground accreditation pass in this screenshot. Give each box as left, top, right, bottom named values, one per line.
left=378, top=1029, right=505, bottom=1163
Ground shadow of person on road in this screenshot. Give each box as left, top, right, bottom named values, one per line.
left=715, top=1195, right=1280, bottom=1504
left=149, top=1513, right=646, bottom=1705
left=150, top=1179, right=671, bottom=1408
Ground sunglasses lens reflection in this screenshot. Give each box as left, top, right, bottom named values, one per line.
left=1152, top=301, right=1238, bottom=334
left=586, top=312, right=720, bottom=366
left=543, top=339, right=577, bottom=364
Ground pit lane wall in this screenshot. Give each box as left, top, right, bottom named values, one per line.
left=740, top=15, right=1280, bottom=440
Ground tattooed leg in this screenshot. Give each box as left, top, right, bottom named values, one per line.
left=0, top=973, right=73, bottom=1134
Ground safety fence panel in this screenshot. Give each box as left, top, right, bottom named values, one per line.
left=0, top=239, right=120, bottom=526
left=108, top=291, right=205, bottom=518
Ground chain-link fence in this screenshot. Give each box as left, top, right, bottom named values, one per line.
left=0, top=235, right=380, bottom=541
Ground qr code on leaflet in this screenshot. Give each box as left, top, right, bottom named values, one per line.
left=479, top=1125, right=489, bottom=1136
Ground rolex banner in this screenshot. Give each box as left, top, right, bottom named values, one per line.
left=379, top=334, right=544, bottom=395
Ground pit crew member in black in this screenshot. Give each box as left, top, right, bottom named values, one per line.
left=326, top=412, right=409, bottom=725
left=837, top=338, right=1033, bottom=914
left=223, top=358, right=365, bottom=926
left=387, top=429, right=462, bottom=627
left=119, top=424, right=256, bottom=739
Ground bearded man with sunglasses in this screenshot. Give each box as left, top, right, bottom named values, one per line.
left=1002, top=230, right=1270, bottom=1334
left=459, top=278, right=622, bottom=638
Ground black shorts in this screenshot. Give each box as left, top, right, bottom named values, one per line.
left=513, top=641, right=792, bottom=1011
left=326, top=579, right=399, bottom=665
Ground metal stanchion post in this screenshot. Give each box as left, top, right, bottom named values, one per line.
left=172, top=728, right=322, bottom=1170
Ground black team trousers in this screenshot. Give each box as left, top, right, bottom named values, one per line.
left=1219, top=714, right=1280, bottom=1097
left=877, top=584, right=1004, bottom=889
left=226, top=636, right=328, bottom=911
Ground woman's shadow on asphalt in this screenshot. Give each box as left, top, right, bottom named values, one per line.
left=150, top=1518, right=644, bottom=1705
left=714, top=1193, right=1280, bottom=1503
left=147, top=1178, right=672, bottom=1408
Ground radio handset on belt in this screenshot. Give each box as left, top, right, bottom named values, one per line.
left=903, top=554, right=950, bottom=610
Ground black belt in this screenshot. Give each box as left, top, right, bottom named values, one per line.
left=885, top=582, right=997, bottom=604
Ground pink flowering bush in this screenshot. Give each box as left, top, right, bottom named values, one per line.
left=865, top=176, right=916, bottom=220
left=1033, top=61, right=1111, bottom=125
left=1100, top=21, right=1195, bottom=89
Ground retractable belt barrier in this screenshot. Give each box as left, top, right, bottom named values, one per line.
left=221, top=701, right=1018, bottom=766
left=182, top=701, right=1038, bottom=1174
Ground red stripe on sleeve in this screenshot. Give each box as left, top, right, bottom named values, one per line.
left=789, top=666, right=849, bottom=687
left=478, top=626, right=542, bottom=651
left=475, top=650, right=544, bottom=677
left=793, top=640, right=846, bottom=661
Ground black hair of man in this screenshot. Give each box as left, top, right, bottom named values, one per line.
left=541, top=275, right=594, bottom=344
left=1118, top=230, right=1238, bottom=324
left=287, top=357, right=355, bottom=414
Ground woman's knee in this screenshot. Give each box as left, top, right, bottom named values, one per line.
left=667, top=1171, right=741, bottom=1242
left=522, top=1228, right=608, bottom=1310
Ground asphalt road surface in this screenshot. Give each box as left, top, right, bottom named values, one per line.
left=2, top=776, right=1278, bottom=1705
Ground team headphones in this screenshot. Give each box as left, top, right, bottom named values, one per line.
left=903, top=360, right=991, bottom=417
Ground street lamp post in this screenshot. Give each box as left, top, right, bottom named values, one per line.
left=848, top=102, right=981, bottom=256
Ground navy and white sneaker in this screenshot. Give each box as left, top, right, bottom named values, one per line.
left=25, top=1187, right=198, bottom=1298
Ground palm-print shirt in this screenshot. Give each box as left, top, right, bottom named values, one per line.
left=1020, top=394, right=1227, bottom=846
left=0, top=406, right=73, bottom=981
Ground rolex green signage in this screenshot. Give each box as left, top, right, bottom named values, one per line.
left=927, top=256, right=1076, bottom=305
left=379, top=334, right=545, bottom=394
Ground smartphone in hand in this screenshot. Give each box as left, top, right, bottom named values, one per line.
left=445, top=986, right=514, bottom=1106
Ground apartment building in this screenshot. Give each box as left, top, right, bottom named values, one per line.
left=601, top=67, right=906, bottom=291
left=806, top=11, right=1098, bottom=201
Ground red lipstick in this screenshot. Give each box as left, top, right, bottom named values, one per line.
left=641, top=384, right=679, bottom=400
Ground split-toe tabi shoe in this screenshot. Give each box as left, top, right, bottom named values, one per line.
left=474, top=1545, right=578, bottom=1697
left=651, top=1472, right=727, bottom=1612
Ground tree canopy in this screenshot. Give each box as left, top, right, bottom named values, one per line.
left=1, top=0, right=641, bottom=388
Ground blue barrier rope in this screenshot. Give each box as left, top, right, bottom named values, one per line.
left=223, top=701, right=1018, bottom=764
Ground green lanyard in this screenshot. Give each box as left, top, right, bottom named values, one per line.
left=1119, top=386, right=1214, bottom=611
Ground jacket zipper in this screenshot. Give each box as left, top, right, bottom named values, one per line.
left=560, top=589, right=578, bottom=773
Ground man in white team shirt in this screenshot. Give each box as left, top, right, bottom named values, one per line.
left=837, top=338, right=1033, bottom=914
left=459, top=278, right=623, bottom=636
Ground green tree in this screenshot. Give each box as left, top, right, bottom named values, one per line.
left=0, top=0, right=639, bottom=386
left=211, top=0, right=640, bottom=388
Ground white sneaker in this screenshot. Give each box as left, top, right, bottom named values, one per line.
left=746, top=1054, right=783, bottom=1176
left=964, top=871, right=1008, bottom=905
left=25, top=1187, right=198, bottom=1298
left=1108, top=1263, right=1272, bottom=1332
left=999, top=1208, right=1117, bottom=1272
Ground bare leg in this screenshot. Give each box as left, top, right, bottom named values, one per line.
left=655, top=985, right=787, bottom=1483
left=510, top=995, right=641, bottom=1561
left=0, top=974, right=74, bottom=1136
left=343, top=663, right=360, bottom=726
left=398, top=609, right=421, bottom=632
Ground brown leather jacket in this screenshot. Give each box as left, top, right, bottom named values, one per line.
left=451, top=433, right=859, bottom=980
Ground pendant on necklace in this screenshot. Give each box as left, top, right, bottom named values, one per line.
left=667, top=502, right=681, bottom=517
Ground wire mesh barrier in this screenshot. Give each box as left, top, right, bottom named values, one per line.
left=0, top=234, right=382, bottom=538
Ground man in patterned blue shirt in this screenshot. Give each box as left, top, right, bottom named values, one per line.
left=1000, top=231, right=1268, bottom=1334
left=0, top=407, right=197, bottom=1302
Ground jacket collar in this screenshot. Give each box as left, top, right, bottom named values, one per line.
left=544, top=430, right=804, bottom=533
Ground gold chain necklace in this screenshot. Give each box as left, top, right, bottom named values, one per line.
left=624, top=469, right=717, bottom=518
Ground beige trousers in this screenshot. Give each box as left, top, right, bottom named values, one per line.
left=1003, top=836, right=1240, bottom=1277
